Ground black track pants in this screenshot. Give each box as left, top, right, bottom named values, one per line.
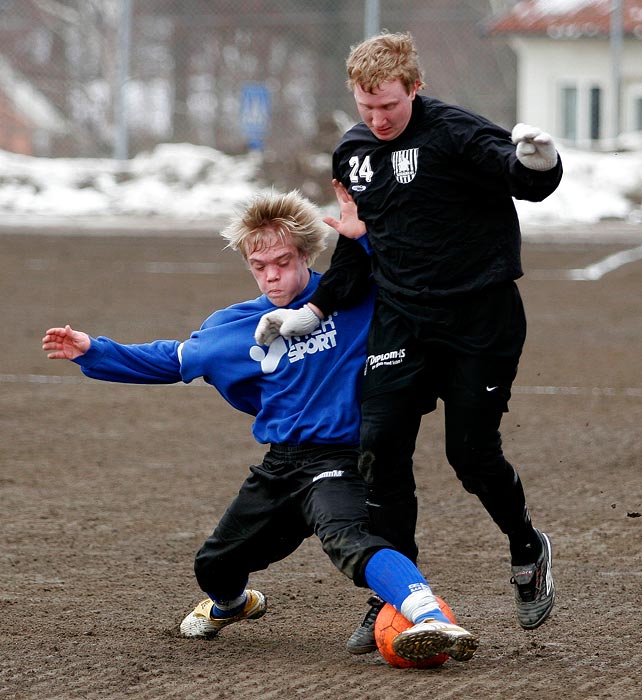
left=194, top=444, right=391, bottom=599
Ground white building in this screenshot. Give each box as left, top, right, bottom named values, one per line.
left=487, top=0, right=642, bottom=149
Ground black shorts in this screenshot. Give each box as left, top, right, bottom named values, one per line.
left=193, top=444, right=391, bottom=597
left=363, top=281, right=526, bottom=412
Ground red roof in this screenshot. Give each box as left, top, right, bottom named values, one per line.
left=488, top=0, right=642, bottom=37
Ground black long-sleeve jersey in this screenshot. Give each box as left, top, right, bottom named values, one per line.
left=310, top=95, right=563, bottom=316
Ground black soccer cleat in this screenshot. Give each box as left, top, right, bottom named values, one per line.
left=511, top=530, right=556, bottom=630
left=346, top=595, right=384, bottom=654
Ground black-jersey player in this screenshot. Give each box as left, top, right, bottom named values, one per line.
left=256, top=31, right=561, bottom=653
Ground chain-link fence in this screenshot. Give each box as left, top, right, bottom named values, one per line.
left=0, top=0, right=517, bottom=199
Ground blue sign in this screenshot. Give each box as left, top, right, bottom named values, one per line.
left=240, top=83, right=271, bottom=150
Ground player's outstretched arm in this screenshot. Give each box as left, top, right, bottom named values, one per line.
left=42, top=325, right=91, bottom=360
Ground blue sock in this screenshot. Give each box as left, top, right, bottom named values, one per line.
left=207, top=591, right=247, bottom=619
left=364, top=548, right=449, bottom=623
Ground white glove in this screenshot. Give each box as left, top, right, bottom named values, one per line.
left=254, top=304, right=321, bottom=346
left=511, top=123, right=558, bottom=171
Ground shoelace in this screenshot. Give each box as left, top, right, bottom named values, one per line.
left=361, top=597, right=384, bottom=626
left=511, top=566, right=540, bottom=601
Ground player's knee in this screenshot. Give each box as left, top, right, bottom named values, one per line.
left=357, top=449, right=415, bottom=492
left=454, top=457, right=516, bottom=498
left=318, top=527, right=369, bottom=583
left=446, top=431, right=505, bottom=479
left=357, top=449, right=374, bottom=483
left=193, top=546, right=217, bottom=590
left=194, top=550, right=248, bottom=600
left=365, top=479, right=416, bottom=511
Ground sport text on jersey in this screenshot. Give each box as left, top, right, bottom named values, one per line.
left=287, top=314, right=338, bottom=363
left=249, top=314, right=339, bottom=374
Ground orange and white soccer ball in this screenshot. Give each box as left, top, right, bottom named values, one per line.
left=374, top=596, right=457, bottom=669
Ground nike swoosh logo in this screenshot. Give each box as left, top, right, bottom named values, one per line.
left=486, top=386, right=498, bottom=392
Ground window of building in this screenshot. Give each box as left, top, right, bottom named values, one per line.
left=589, top=86, right=601, bottom=140
left=636, top=97, right=642, bottom=131
left=561, top=86, right=578, bottom=141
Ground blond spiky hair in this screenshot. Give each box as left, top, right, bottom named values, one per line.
left=346, top=31, right=426, bottom=95
left=221, top=189, right=328, bottom=265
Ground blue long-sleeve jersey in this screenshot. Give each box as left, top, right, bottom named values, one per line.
left=74, top=271, right=374, bottom=446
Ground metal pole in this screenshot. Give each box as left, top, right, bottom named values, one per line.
left=610, top=0, right=623, bottom=143
left=114, top=0, right=133, bottom=160
left=364, top=0, right=380, bottom=39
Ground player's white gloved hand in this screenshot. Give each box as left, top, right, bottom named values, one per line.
left=511, top=123, right=558, bottom=171
left=254, top=304, right=321, bottom=346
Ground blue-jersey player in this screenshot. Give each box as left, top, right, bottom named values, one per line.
left=42, top=189, right=478, bottom=664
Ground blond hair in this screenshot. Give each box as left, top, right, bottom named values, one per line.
left=346, top=31, right=425, bottom=94
left=221, top=189, right=328, bottom=265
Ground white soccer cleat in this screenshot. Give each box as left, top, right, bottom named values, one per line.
left=179, top=590, right=267, bottom=638
left=392, top=618, right=479, bottom=663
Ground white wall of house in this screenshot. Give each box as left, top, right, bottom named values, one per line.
left=510, top=36, right=642, bottom=148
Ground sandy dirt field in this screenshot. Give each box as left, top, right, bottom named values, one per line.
left=1, top=224, right=641, bottom=699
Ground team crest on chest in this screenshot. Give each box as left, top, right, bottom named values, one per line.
left=391, top=148, right=418, bottom=184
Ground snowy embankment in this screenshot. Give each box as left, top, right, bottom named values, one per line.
left=0, top=142, right=641, bottom=237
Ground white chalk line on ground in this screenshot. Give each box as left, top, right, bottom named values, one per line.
left=24, top=259, right=225, bottom=274
left=3, top=374, right=641, bottom=397
left=143, top=261, right=223, bottom=274
left=529, top=243, right=642, bottom=280
left=24, top=245, right=642, bottom=280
